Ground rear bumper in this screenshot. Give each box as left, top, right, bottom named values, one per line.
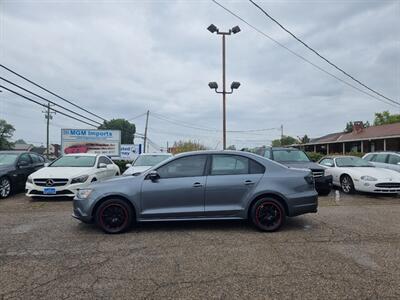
left=287, top=191, right=318, bottom=217
left=315, top=175, right=333, bottom=192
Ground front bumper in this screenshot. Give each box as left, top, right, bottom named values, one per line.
left=354, top=181, right=400, bottom=193
left=314, top=175, right=333, bottom=193
left=72, top=197, right=94, bottom=223
left=25, top=181, right=90, bottom=198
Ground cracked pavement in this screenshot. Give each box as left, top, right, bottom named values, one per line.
left=1, top=192, right=400, bottom=299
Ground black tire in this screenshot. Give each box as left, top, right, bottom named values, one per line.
left=0, top=177, right=11, bottom=198
left=251, top=198, right=285, bottom=232
left=318, top=189, right=331, bottom=196
left=95, top=199, right=133, bottom=234
left=341, top=175, right=355, bottom=194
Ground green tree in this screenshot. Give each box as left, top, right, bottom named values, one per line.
left=226, top=145, right=236, bottom=150
left=98, top=119, right=135, bottom=144
left=298, top=134, right=310, bottom=144
left=171, top=140, right=207, bottom=154
left=271, top=135, right=299, bottom=147
left=14, top=139, right=27, bottom=144
left=0, top=119, right=15, bottom=150
left=374, top=111, right=400, bottom=126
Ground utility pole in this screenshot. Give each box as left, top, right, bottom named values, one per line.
left=280, top=124, right=284, bottom=140
left=207, top=24, right=241, bottom=150
left=42, top=103, right=55, bottom=159
left=143, top=110, right=149, bottom=153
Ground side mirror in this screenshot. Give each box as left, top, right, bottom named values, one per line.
left=98, top=163, right=107, bottom=168
left=18, top=160, right=29, bottom=168
left=106, top=164, right=114, bottom=169
left=148, top=170, right=160, bottom=181
left=126, top=163, right=132, bottom=168
left=44, top=162, right=49, bottom=167
left=397, top=162, right=400, bottom=165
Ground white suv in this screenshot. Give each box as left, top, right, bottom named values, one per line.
left=363, top=152, right=400, bottom=172
left=26, top=154, right=120, bottom=198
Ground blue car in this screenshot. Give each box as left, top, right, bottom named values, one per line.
left=73, top=150, right=318, bottom=233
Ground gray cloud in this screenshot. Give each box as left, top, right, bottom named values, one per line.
left=0, top=0, right=399, bottom=150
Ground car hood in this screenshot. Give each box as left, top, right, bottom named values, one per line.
left=278, top=161, right=324, bottom=171
left=31, top=167, right=92, bottom=179
left=340, top=167, right=400, bottom=180
left=123, top=165, right=152, bottom=175
left=0, top=164, right=14, bottom=175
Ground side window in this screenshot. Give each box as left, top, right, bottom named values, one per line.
left=363, top=154, right=375, bottom=161
left=38, top=156, right=45, bottom=163
left=102, top=156, right=113, bottom=165
left=320, top=158, right=334, bottom=167
left=157, top=155, right=207, bottom=179
left=98, top=157, right=109, bottom=166
left=249, top=159, right=265, bottom=174
left=211, top=155, right=249, bottom=175
left=29, top=154, right=40, bottom=163
left=388, top=155, right=400, bottom=165
left=263, top=150, right=271, bottom=159
left=18, top=153, right=31, bottom=165
left=375, top=154, right=388, bottom=163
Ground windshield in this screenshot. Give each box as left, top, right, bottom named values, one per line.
left=134, top=155, right=171, bottom=167
left=272, top=150, right=310, bottom=162
left=336, top=157, right=373, bottom=167
left=50, top=156, right=96, bottom=167
left=0, top=153, right=18, bottom=165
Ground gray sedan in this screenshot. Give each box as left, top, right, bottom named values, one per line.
left=72, top=151, right=318, bottom=233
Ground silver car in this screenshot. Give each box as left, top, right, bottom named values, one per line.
left=72, top=151, right=318, bottom=233
left=363, top=152, right=400, bottom=172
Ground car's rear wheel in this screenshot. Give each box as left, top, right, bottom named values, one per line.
left=0, top=177, right=11, bottom=198
left=95, top=199, right=133, bottom=234
left=341, top=175, right=355, bottom=194
left=251, top=198, right=285, bottom=232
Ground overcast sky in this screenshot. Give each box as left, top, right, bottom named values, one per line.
left=0, top=0, right=399, bottom=150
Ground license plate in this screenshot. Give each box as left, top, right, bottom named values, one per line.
left=43, top=187, right=56, bottom=195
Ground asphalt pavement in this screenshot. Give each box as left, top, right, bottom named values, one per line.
left=0, top=192, right=399, bottom=299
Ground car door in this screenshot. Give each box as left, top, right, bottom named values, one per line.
left=387, top=154, right=400, bottom=172
left=102, top=156, right=117, bottom=177
left=204, top=154, right=264, bottom=217
left=14, top=153, right=34, bottom=189
left=370, top=153, right=389, bottom=169
left=29, top=153, right=45, bottom=172
left=320, top=158, right=339, bottom=185
left=95, top=156, right=109, bottom=180
left=140, top=155, right=208, bottom=219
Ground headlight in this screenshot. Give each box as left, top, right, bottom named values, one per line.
left=360, top=175, right=377, bottom=181
left=71, top=175, right=89, bottom=184
left=27, top=176, right=33, bottom=184
left=76, top=188, right=93, bottom=199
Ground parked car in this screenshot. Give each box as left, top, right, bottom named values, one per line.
left=26, top=153, right=120, bottom=198
left=363, top=152, right=400, bottom=172
left=73, top=150, right=318, bottom=234
left=0, top=151, right=46, bottom=198
left=318, top=155, right=400, bottom=194
left=123, top=152, right=173, bottom=176
left=255, top=147, right=332, bottom=196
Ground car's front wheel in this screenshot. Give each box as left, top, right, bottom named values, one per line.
left=0, top=177, right=11, bottom=198
left=341, top=175, right=355, bottom=194
left=251, top=198, right=285, bottom=232
left=95, top=199, right=133, bottom=234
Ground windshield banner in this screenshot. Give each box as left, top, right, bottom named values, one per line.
left=61, top=129, right=121, bottom=157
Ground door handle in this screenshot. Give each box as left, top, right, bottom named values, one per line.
left=244, top=180, right=254, bottom=185
left=193, top=182, right=203, bottom=187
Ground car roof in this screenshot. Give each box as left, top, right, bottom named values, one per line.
left=173, top=150, right=262, bottom=158
left=0, top=151, right=28, bottom=155
left=322, top=155, right=360, bottom=159
left=364, top=151, right=399, bottom=155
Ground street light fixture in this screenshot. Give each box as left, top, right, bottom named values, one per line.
left=207, top=24, right=241, bottom=150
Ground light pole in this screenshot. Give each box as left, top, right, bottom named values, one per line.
left=207, top=24, right=241, bottom=150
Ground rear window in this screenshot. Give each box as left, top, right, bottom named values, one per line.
left=272, top=150, right=310, bottom=162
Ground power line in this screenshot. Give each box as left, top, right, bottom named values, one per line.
left=0, top=76, right=103, bottom=126
left=0, top=85, right=98, bottom=127
left=128, top=112, right=148, bottom=121
left=248, top=0, right=400, bottom=106
left=211, top=0, right=399, bottom=108
left=0, top=64, right=108, bottom=121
